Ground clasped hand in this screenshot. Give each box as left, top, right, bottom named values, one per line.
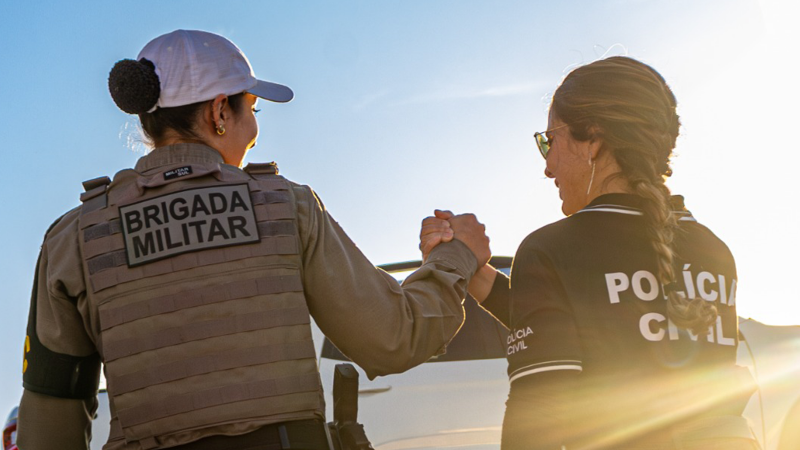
left=419, top=210, right=497, bottom=303
left=419, top=210, right=491, bottom=267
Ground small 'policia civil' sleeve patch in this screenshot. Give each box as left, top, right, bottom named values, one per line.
left=23, top=249, right=101, bottom=399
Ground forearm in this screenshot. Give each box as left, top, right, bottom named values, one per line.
left=17, top=389, right=97, bottom=450
left=467, top=264, right=498, bottom=303
left=479, top=269, right=511, bottom=327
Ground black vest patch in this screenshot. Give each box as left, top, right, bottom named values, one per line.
left=163, top=166, right=193, bottom=181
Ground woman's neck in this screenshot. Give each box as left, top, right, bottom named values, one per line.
left=586, top=152, right=633, bottom=205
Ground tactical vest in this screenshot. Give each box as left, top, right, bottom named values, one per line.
left=77, top=160, right=323, bottom=450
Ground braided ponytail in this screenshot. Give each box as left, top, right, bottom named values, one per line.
left=553, top=56, right=717, bottom=334
left=619, top=153, right=717, bottom=335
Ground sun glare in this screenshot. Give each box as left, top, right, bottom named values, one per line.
left=667, top=1, right=800, bottom=326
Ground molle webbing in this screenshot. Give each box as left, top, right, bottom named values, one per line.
left=111, top=340, right=316, bottom=394
left=251, top=190, right=291, bottom=204
left=87, top=251, right=128, bottom=274
left=257, top=221, right=296, bottom=237
left=99, top=274, right=303, bottom=330
left=83, top=219, right=122, bottom=242
left=116, top=372, right=320, bottom=427
left=103, top=306, right=310, bottom=362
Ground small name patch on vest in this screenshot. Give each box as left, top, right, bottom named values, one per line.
left=163, top=166, right=193, bottom=180
left=119, top=184, right=260, bottom=267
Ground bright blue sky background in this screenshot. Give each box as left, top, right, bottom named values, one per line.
left=1, top=0, right=798, bottom=418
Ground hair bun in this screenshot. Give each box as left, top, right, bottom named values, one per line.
left=108, top=58, right=160, bottom=114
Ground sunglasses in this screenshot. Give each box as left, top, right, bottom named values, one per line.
left=533, top=124, right=568, bottom=159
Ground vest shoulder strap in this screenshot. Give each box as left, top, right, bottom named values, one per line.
left=243, top=162, right=279, bottom=175
left=80, top=176, right=111, bottom=214
left=82, top=176, right=111, bottom=192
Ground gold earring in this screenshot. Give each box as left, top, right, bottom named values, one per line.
left=586, top=161, right=596, bottom=196
left=216, top=123, right=226, bottom=136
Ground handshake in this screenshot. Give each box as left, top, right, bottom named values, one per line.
left=419, top=209, right=491, bottom=268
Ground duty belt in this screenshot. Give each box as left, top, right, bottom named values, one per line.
left=169, top=419, right=331, bottom=450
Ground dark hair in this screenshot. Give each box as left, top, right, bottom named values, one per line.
left=108, top=58, right=245, bottom=146
left=552, top=56, right=716, bottom=334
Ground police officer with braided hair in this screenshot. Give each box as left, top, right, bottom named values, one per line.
left=18, top=30, right=490, bottom=450
left=421, top=57, right=760, bottom=449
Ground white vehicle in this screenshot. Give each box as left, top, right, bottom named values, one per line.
left=738, top=318, right=800, bottom=450
left=5, top=257, right=799, bottom=450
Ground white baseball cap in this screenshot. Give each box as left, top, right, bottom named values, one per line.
left=137, top=29, right=293, bottom=111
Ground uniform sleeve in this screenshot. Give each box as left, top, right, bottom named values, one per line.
left=500, top=241, right=583, bottom=449
left=501, top=371, right=578, bottom=450
left=480, top=270, right=511, bottom=328
left=17, top=390, right=98, bottom=450
left=505, top=242, right=583, bottom=383
left=18, top=212, right=100, bottom=450
left=293, top=185, right=477, bottom=379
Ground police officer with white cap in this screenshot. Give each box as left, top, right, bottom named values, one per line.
left=17, top=29, right=490, bottom=450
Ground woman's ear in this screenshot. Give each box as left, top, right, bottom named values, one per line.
left=587, top=125, right=604, bottom=160
left=209, top=94, right=229, bottom=128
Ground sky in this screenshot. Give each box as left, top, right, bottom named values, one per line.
left=1, top=0, right=799, bottom=418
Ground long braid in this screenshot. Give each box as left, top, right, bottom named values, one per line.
left=553, top=56, right=717, bottom=334
left=621, top=157, right=717, bottom=335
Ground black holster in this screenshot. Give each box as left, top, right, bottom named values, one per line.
left=327, top=364, right=374, bottom=450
